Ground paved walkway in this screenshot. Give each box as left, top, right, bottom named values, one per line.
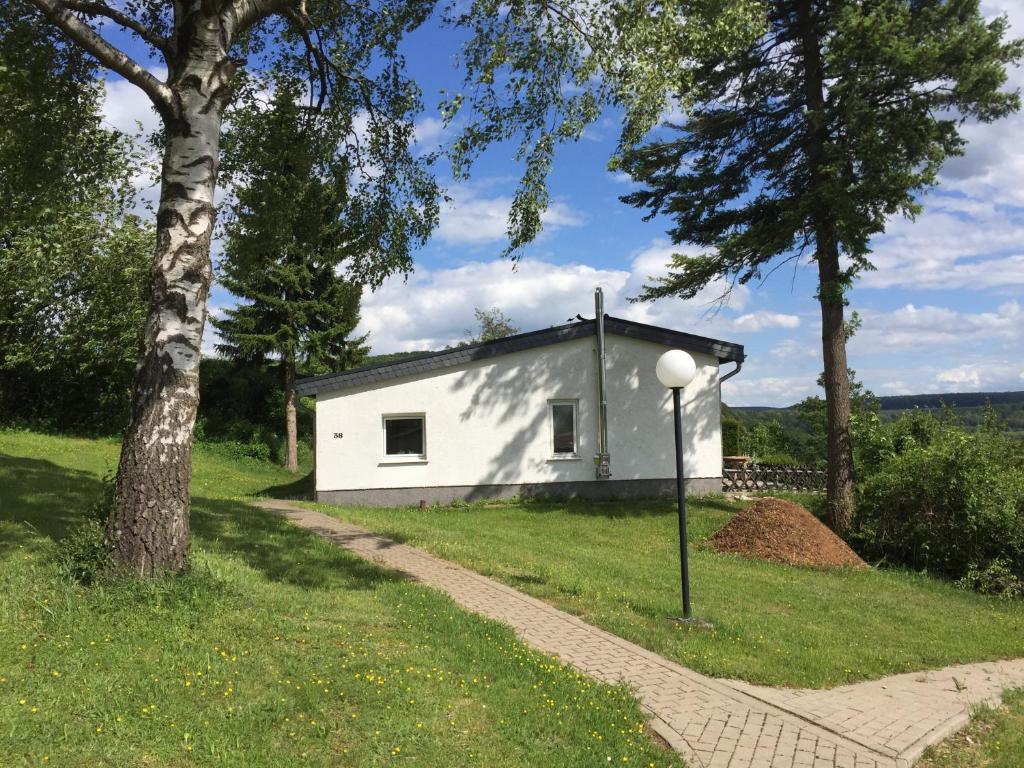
left=255, top=500, right=1024, bottom=768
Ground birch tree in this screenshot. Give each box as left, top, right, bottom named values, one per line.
left=19, top=0, right=761, bottom=576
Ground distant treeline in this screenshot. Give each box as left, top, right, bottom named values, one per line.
left=876, top=391, right=1024, bottom=410
left=724, top=390, right=1024, bottom=466
left=732, top=390, right=1024, bottom=414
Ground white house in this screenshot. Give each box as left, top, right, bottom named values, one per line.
left=296, top=293, right=744, bottom=506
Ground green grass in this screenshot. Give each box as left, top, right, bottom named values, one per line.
left=309, top=496, right=1024, bottom=689
left=0, top=429, right=682, bottom=768
left=918, top=689, right=1024, bottom=768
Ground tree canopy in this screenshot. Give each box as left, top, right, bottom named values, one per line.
left=0, top=6, right=151, bottom=432
left=16, top=0, right=764, bottom=574
left=619, top=0, right=1022, bottom=531
left=622, top=0, right=1022, bottom=303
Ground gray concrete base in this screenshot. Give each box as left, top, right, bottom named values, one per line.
left=316, top=477, right=722, bottom=508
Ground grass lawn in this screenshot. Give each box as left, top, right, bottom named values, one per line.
left=918, top=690, right=1024, bottom=768
left=0, top=430, right=682, bottom=768
left=310, top=496, right=1024, bottom=689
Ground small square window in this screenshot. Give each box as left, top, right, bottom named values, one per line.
left=383, top=415, right=425, bottom=458
left=549, top=400, right=578, bottom=457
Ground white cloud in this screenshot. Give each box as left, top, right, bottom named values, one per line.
left=101, top=73, right=164, bottom=138
left=414, top=116, right=447, bottom=148
left=864, top=196, right=1024, bottom=291
left=608, top=170, right=637, bottom=186
left=436, top=184, right=586, bottom=245
left=731, top=312, right=801, bottom=332
left=936, top=365, right=982, bottom=389
left=614, top=240, right=751, bottom=332
left=357, top=239, right=756, bottom=354
left=853, top=301, right=1022, bottom=352
left=769, top=338, right=819, bottom=360
left=358, top=259, right=630, bottom=352
left=721, top=375, right=818, bottom=407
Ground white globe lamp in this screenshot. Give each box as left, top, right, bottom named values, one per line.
left=656, top=349, right=697, bottom=389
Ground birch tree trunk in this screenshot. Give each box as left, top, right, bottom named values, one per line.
left=105, top=12, right=235, bottom=576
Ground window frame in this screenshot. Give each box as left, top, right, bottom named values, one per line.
left=547, top=399, right=580, bottom=459
left=381, top=412, right=427, bottom=462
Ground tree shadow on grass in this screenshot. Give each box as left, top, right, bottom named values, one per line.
left=191, top=496, right=404, bottom=592
left=507, top=497, right=739, bottom=520
left=257, top=469, right=314, bottom=500
left=0, top=453, right=103, bottom=553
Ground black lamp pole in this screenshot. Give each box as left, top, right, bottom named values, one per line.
left=671, top=386, right=691, bottom=620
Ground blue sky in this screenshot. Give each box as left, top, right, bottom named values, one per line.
left=98, top=1, right=1024, bottom=406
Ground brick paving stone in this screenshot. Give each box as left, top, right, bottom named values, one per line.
left=257, top=501, right=1024, bottom=768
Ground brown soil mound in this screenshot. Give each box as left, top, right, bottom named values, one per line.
left=710, top=497, right=867, bottom=570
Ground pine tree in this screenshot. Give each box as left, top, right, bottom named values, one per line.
left=620, top=0, right=1022, bottom=534
left=215, top=78, right=370, bottom=472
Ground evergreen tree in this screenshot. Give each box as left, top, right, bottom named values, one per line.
left=620, top=0, right=1022, bottom=533
left=215, top=78, right=371, bottom=472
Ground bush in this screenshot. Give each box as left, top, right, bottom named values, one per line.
left=57, top=473, right=114, bottom=584
left=57, top=518, right=110, bottom=585
left=753, top=453, right=801, bottom=468
left=197, top=438, right=273, bottom=463
left=852, top=411, right=1024, bottom=593
left=956, top=559, right=1024, bottom=600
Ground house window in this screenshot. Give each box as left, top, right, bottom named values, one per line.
left=549, top=400, right=578, bottom=457
left=383, top=414, right=425, bottom=458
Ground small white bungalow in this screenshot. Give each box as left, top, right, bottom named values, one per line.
left=296, top=290, right=745, bottom=506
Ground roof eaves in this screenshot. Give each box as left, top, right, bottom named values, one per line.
left=296, top=315, right=744, bottom=396
left=295, top=320, right=595, bottom=396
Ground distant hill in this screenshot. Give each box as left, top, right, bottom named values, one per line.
left=726, top=390, right=1024, bottom=444
left=875, top=390, right=1024, bottom=411
left=729, top=390, right=1024, bottom=413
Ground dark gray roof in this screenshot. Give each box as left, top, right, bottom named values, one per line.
left=296, top=315, right=744, bottom=396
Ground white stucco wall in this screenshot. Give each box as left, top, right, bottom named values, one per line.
left=314, top=334, right=722, bottom=492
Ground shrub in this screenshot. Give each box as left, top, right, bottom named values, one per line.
left=57, top=517, right=110, bottom=585
left=956, top=559, right=1024, bottom=600
left=57, top=473, right=114, bottom=585
left=722, top=416, right=742, bottom=456
left=753, top=453, right=801, bottom=468
left=852, top=412, right=1024, bottom=593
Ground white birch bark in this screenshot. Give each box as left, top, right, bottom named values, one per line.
left=106, top=8, right=236, bottom=575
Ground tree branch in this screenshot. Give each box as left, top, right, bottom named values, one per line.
left=226, top=0, right=289, bottom=38
left=282, top=7, right=328, bottom=112
left=28, top=0, right=174, bottom=116
left=61, top=0, right=172, bottom=57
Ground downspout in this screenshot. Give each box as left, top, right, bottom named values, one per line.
left=594, top=288, right=611, bottom=479
left=718, top=360, right=742, bottom=477
left=718, top=359, right=743, bottom=407
left=719, top=360, right=743, bottom=386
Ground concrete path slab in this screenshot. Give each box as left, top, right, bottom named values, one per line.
left=255, top=500, right=1024, bottom=768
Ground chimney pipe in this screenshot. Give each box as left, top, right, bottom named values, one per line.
left=595, top=288, right=611, bottom=479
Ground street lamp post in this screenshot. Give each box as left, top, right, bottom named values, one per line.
left=656, top=350, right=710, bottom=627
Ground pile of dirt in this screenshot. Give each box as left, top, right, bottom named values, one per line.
left=709, top=497, right=867, bottom=570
